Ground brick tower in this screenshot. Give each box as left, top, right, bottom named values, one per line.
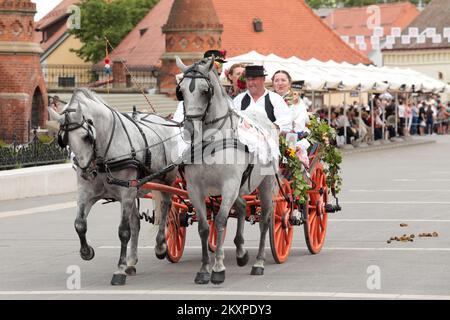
left=159, top=0, right=223, bottom=95
left=0, top=0, right=47, bottom=143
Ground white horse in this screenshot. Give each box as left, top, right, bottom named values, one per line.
left=48, top=88, right=179, bottom=285
left=176, top=57, right=280, bottom=285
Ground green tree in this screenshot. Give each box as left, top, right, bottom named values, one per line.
left=306, top=0, right=431, bottom=8
left=306, top=0, right=337, bottom=9
left=69, top=0, right=157, bottom=64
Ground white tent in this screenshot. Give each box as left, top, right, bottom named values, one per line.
left=222, top=51, right=449, bottom=94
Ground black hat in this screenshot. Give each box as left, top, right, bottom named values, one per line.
left=204, top=50, right=227, bottom=63
left=245, top=65, right=267, bottom=78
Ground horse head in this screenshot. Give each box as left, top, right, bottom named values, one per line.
left=48, top=91, right=97, bottom=172
left=176, top=57, right=216, bottom=143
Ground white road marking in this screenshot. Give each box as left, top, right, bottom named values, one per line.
left=0, top=202, right=77, bottom=219
left=341, top=201, right=450, bottom=204
left=329, top=219, right=450, bottom=222
left=393, top=179, right=450, bottom=182
left=0, top=290, right=448, bottom=299
left=349, top=189, right=450, bottom=192
left=98, top=245, right=450, bottom=252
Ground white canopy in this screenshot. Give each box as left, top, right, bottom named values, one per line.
left=221, top=51, right=449, bottom=94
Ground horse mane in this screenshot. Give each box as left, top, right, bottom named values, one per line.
left=70, top=88, right=110, bottom=109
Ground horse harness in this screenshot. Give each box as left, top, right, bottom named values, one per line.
left=177, top=62, right=255, bottom=189
left=57, top=104, right=161, bottom=183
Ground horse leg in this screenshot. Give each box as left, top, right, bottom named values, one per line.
left=111, top=198, right=133, bottom=286
left=251, top=175, right=275, bottom=276
left=210, top=187, right=240, bottom=285
left=188, top=189, right=211, bottom=284
left=154, top=191, right=171, bottom=259
left=234, top=197, right=249, bottom=267
left=75, top=196, right=96, bottom=261
left=126, top=200, right=140, bottom=276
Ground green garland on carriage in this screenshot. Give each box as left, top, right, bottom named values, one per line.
left=279, top=115, right=343, bottom=204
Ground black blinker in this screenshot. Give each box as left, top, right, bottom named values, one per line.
left=58, top=131, right=67, bottom=149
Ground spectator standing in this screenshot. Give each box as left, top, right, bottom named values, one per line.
left=410, top=102, right=419, bottom=135
left=425, top=103, right=435, bottom=135
left=397, top=99, right=405, bottom=136
left=418, top=102, right=426, bottom=136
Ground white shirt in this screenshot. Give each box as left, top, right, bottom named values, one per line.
left=287, top=96, right=309, bottom=133
left=233, top=89, right=292, bottom=132
left=398, top=104, right=405, bottom=118
left=173, top=101, right=184, bottom=123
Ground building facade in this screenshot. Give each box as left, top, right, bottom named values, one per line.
left=0, top=0, right=48, bottom=143
left=383, top=0, right=450, bottom=99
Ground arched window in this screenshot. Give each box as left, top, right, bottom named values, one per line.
left=31, top=87, right=43, bottom=129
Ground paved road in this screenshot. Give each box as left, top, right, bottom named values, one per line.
left=0, top=136, right=449, bottom=300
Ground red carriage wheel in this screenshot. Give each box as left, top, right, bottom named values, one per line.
left=304, top=163, right=329, bottom=254
left=269, top=178, right=294, bottom=264
left=208, top=218, right=227, bottom=253
left=165, top=197, right=186, bottom=263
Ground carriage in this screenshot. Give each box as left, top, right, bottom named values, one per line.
left=48, top=56, right=342, bottom=286
left=139, top=140, right=341, bottom=265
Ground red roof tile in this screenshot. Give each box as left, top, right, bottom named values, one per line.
left=111, top=0, right=371, bottom=66
left=111, top=0, right=174, bottom=66
left=324, top=2, right=419, bottom=55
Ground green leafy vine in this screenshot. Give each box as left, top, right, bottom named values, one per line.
left=279, top=115, right=343, bottom=204
left=307, top=115, right=343, bottom=194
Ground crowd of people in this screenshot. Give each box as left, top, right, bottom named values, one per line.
left=312, top=93, right=450, bottom=146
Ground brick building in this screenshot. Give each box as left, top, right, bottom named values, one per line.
left=0, top=0, right=47, bottom=143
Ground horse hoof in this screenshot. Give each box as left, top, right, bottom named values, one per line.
left=155, top=250, right=167, bottom=260
left=80, top=246, right=95, bottom=261
left=211, top=270, right=225, bottom=285
left=111, top=274, right=127, bottom=286
left=125, top=266, right=136, bottom=276
left=236, top=251, right=249, bottom=267
left=194, top=272, right=211, bottom=285
left=251, top=266, right=264, bottom=276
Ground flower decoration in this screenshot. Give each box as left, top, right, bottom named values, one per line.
left=237, top=75, right=247, bottom=90
left=284, top=91, right=300, bottom=106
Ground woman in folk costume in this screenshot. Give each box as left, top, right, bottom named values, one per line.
left=272, top=70, right=311, bottom=167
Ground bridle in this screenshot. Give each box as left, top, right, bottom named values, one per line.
left=58, top=107, right=98, bottom=171
left=177, top=64, right=215, bottom=122
left=177, top=62, right=234, bottom=145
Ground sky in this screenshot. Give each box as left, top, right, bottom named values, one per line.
left=33, top=0, right=63, bottom=21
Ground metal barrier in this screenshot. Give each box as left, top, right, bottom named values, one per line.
left=0, top=130, right=70, bottom=170
left=41, top=64, right=158, bottom=90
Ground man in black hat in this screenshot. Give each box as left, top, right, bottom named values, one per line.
left=203, top=49, right=227, bottom=75
left=233, top=65, right=292, bottom=132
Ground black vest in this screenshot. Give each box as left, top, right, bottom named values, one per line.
left=241, top=93, right=276, bottom=123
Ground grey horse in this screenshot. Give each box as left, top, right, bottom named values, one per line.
left=176, top=57, right=279, bottom=285
left=48, top=88, right=179, bottom=286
